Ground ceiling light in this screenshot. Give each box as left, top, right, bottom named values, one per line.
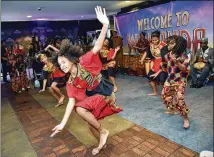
left=27, top=15, right=32, bottom=18
left=81, top=16, right=84, bottom=18
left=35, top=18, right=49, bottom=21
left=125, top=1, right=131, bottom=2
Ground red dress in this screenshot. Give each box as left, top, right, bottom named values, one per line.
left=50, top=67, right=65, bottom=79
left=13, top=49, right=25, bottom=56
left=150, top=41, right=167, bottom=72
left=66, top=50, right=123, bottom=120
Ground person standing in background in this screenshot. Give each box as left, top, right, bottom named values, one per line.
left=111, top=30, right=123, bottom=73
left=1, top=40, right=9, bottom=83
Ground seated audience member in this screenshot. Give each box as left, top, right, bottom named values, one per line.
left=190, top=37, right=213, bottom=88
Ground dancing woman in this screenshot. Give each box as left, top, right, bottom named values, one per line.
left=140, top=30, right=167, bottom=96
left=99, top=38, right=120, bottom=92
left=160, top=35, right=190, bottom=128
left=38, top=53, right=66, bottom=107
left=50, top=6, right=123, bottom=155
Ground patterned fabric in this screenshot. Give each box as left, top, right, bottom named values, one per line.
left=161, top=52, right=190, bottom=86
left=66, top=50, right=122, bottom=120
left=10, top=61, right=29, bottom=92
left=13, top=49, right=24, bottom=56
left=149, top=41, right=167, bottom=73
left=136, top=39, right=150, bottom=53
left=100, top=47, right=116, bottom=70
left=67, top=64, right=103, bottom=100
left=161, top=82, right=189, bottom=116
left=74, top=93, right=122, bottom=120
left=150, top=41, right=166, bottom=58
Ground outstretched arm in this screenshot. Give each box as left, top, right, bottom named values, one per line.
left=111, top=46, right=120, bottom=60
left=92, top=6, right=109, bottom=55
left=139, top=51, right=147, bottom=64
left=51, top=98, right=75, bottom=137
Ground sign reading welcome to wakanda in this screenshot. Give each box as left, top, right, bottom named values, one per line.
left=115, top=1, right=213, bottom=54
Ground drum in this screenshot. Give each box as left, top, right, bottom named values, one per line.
left=194, top=62, right=205, bottom=70
left=123, top=55, right=129, bottom=69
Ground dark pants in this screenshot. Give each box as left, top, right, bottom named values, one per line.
left=191, top=64, right=211, bottom=85
left=1, top=63, right=8, bottom=82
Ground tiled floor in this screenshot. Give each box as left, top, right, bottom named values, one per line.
left=1, top=84, right=200, bottom=157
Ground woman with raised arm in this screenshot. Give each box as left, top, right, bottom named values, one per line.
left=50, top=6, right=123, bottom=155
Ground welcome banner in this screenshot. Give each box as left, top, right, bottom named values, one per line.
left=115, top=1, right=213, bottom=55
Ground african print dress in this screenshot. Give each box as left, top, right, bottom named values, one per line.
left=99, top=46, right=116, bottom=78
left=161, top=52, right=190, bottom=116
left=66, top=50, right=123, bottom=120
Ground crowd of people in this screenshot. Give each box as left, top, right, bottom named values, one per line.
left=1, top=5, right=213, bottom=156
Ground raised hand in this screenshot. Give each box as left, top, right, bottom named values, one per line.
left=95, top=6, right=109, bottom=25
left=139, top=59, right=144, bottom=64
left=115, top=46, right=120, bottom=52
left=44, top=45, right=50, bottom=51
left=150, top=73, right=158, bottom=78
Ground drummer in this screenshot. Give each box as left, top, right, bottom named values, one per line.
left=190, top=37, right=213, bottom=88
left=134, top=31, right=150, bottom=53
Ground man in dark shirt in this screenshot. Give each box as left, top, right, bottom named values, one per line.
left=1, top=40, right=9, bottom=83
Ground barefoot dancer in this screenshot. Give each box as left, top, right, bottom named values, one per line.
left=161, top=35, right=190, bottom=129
left=100, top=38, right=120, bottom=92
left=140, top=30, right=167, bottom=96
left=50, top=6, right=123, bottom=155
left=38, top=53, right=66, bottom=107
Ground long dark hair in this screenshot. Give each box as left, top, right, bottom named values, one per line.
left=51, top=39, right=84, bottom=67
left=168, top=35, right=187, bottom=58
left=104, top=38, right=112, bottom=49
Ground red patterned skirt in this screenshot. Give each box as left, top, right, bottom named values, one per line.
left=74, top=93, right=123, bottom=120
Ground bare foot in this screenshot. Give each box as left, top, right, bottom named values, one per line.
left=58, top=95, right=65, bottom=104
left=92, top=129, right=109, bottom=156
left=55, top=102, right=63, bottom=108
left=183, top=118, right=190, bottom=129
left=113, top=86, right=118, bottom=93
left=148, top=93, right=158, bottom=96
